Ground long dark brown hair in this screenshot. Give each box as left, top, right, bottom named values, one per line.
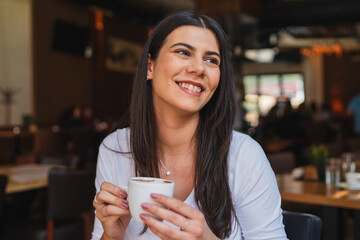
left=129, top=11, right=237, bottom=238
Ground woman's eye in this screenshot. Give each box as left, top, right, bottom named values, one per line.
left=206, top=58, right=219, bottom=65
left=175, top=50, right=190, bottom=56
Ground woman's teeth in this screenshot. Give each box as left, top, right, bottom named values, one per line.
left=177, top=82, right=202, bottom=93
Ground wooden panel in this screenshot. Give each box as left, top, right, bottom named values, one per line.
left=92, top=15, right=147, bottom=122
left=32, top=0, right=93, bottom=125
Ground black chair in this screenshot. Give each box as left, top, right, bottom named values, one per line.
left=0, top=174, right=8, bottom=237
left=3, top=167, right=95, bottom=240
left=0, top=174, right=8, bottom=213
left=283, top=210, right=322, bottom=240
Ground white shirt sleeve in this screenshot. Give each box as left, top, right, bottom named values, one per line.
left=91, top=135, right=114, bottom=240
left=229, top=133, right=287, bottom=240
left=91, top=129, right=134, bottom=240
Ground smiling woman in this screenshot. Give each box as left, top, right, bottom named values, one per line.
left=92, top=11, right=287, bottom=240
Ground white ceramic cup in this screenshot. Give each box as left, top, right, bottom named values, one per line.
left=123, top=177, right=175, bottom=222
left=345, top=172, right=360, bottom=188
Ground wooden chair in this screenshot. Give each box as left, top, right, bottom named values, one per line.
left=3, top=168, right=95, bottom=240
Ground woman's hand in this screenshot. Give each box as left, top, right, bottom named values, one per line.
left=139, top=193, right=220, bottom=240
left=93, top=182, right=131, bottom=240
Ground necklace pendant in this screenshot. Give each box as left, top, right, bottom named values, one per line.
left=166, top=171, right=171, bottom=176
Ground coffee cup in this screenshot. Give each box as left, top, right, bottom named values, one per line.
left=122, top=177, right=175, bottom=222
left=345, top=172, right=360, bottom=188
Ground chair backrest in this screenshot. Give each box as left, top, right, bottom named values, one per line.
left=267, top=151, right=295, bottom=174
left=47, top=168, right=95, bottom=220
left=0, top=173, right=8, bottom=207
left=283, top=210, right=322, bottom=240
left=0, top=174, right=8, bottom=228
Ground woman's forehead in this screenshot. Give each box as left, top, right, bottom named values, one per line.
left=162, top=25, right=220, bottom=51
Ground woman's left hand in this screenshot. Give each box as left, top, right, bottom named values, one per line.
left=139, top=193, right=220, bottom=240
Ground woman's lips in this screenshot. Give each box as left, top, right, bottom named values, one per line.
left=176, top=81, right=205, bottom=95
left=176, top=81, right=204, bottom=96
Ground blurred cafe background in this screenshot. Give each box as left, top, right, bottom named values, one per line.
left=1, top=0, right=360, bottom=239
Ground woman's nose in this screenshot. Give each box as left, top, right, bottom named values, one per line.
left=186, top=56, right=205, bottom=77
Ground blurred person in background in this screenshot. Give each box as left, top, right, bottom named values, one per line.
left=348, top=93, right=360, bottom=136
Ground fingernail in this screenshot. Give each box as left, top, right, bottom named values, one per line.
left=141, top=203, right=150, bottom=210
left=140, top=214, right=148, bottom=221
left=120, top=191, right=127, bottom=198
left=121, top=201, right=129, bottom=208
left=150, top=193, right=159, bottom=199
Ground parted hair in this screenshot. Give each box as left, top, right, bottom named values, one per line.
left=129, top=11, right=238, bottom=238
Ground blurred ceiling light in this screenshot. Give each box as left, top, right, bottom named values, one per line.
left=95, top=10, right=104, bottom=31
left=331, top=99, right=344, bottom=113
left=84, top=46, right=93, bottom=58
left=245, top=48, right=276, bottom=63
left=234, top=45, right=242, bottom=56
left=278, top=30, right=360, bottom=51
left=300, top=44, right=343, bottom=57
left=269, top=33, right=278, bottom=46
left=148, top=28, right=153, bottom=38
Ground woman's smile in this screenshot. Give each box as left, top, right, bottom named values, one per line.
left=176, top=81, right=205, bottom=96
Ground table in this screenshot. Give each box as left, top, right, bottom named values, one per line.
left=0, top=164, right=59, bottom=194
left=278, top=173, right=360, bottom=240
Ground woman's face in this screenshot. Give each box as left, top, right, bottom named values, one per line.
left=148, top=25, right=221, bottom=115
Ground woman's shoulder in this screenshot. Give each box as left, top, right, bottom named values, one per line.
left=101, top=127, right=130, bottom=152
left=229, top=130, right=268, bottom=169
left=230, top=130, right=260, bottom=149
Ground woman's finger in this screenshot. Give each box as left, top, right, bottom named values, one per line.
left=100, top=182, right=127, bottom=198
left=97, top=189, right=128, bottom=208
left=150, top=193, right=202, bottom=220
left=140, top=214, right=192, bottom=240
left=141, top=202, right=191, bottom=232
left=97, top=204, right=130, bottom=219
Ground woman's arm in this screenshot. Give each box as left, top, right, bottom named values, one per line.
left=91, top=133, right=132, bottom=240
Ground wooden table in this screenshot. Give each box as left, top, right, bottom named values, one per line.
left=0, top=164, right=59, bottom=194
left=278, top=173, right=360, bottom=240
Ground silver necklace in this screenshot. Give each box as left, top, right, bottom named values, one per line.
left=158, top=145, right=194, bottom=176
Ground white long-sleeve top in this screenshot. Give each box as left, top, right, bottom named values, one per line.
left=91, top=128, right=287, bottom=240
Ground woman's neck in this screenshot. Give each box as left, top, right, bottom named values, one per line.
left=154, top=106, right=198, bottom=159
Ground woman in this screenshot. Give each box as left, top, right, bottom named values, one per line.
left=92, top=11, right=287, bottom=240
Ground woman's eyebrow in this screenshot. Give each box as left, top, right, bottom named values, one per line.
left=170, top=42, right=221, bottom=58
left=170, top=42, right=194, bottom=50
left=206, top=51, right=221, bottom=58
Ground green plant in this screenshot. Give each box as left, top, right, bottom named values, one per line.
left=309, top=144, right=329, bottom=167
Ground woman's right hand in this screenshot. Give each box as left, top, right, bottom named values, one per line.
left=93, top=182, right=131, bottom=240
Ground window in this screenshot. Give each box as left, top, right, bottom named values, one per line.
left=243, top=73, right=305, bottom=127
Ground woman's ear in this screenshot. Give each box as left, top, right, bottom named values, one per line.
left=147, top=54, right=154, bottom=80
